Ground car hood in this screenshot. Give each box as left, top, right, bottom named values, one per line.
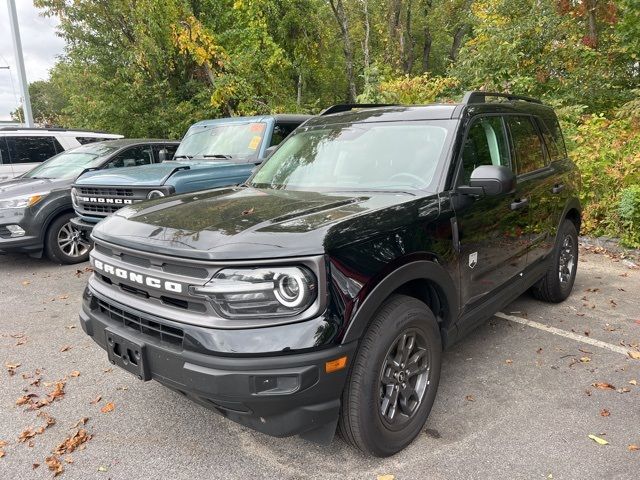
left=75, top=160, right=236, bottom=187
left=92, top=187, right=438, bottom=260
left=0, top=177, right=72, bottom=199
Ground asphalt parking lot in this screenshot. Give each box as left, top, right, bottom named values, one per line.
left=1, top=247, right=639, bottom=479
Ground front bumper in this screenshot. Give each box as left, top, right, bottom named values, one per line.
left=70, top=216, right=97, bottom=236
left=0, top=208, right=42, bottom=254
left=80, top=288, right=356, bottom=441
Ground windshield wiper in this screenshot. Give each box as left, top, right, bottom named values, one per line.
left=173, top=154, right=192, bottom=160
left=328, top=189, right=417, bottom=196
left=202, top=154, right=233, bottom=159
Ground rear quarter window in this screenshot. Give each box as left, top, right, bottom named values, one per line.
left=506, top=116, right=546, bottom=175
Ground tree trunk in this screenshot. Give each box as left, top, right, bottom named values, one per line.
left=363, top=0, right=371, bottom=72
left=297, top=70, right=303, bottom=108
left=421, top=0, right=433, bottom=72
left=586, top=0, right=598, bottom=49
left=403, top=0, right=415, bottom=73
left=449, top=24, right=470, bottom=62
left=329, top=0, right=356, bottom=102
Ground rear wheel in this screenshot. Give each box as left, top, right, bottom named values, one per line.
left=338, top=295, right=442, bottom=457
left=44, top=213, right=92, bottom=265
left=531, top=219, right=578, bottom=303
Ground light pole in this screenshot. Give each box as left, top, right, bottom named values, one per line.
left=6, top=0, right=34, bottom=127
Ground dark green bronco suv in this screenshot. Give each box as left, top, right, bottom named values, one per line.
left=79, top=92, right=581, bottom=456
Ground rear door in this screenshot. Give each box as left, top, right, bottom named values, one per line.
left=455, top=115, right=529, bottom=312
left=6, top=135, right=62, bottom=177
left=505, top=116, right=558, bottom=266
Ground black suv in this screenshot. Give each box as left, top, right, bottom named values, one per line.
left=79, top=92, right=581, bottom=456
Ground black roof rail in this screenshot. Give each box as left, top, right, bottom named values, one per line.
left=462, top=91, right=542, bottom=105
left=0, top=127, right=118, bottom=134
left=320, top=103, right=397, bottom=116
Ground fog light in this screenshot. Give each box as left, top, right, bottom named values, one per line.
left=252, top=375, right=299, bottom=395
left=6, top=225, right=25, bottom=237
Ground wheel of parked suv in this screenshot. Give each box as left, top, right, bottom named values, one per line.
left=531, top=219, right=579, bottom=303
left=338, top=294, right=442, bottom=457
left=45, top=213, right=92, bottom=265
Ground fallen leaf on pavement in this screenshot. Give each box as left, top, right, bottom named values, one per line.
left=58, top=295, right=69, bottom=300
left=59, top=345, right=71, bottom=352
left=465, top=395, right=475, bottom=402
left=5, top=362, right=20, bottom=376
left=592, top=382, right=616, bottom=390
left=48, top=381, right=66, bottom=401
left=629, top=444, right=639, bottom=451
left=600, top=409, right=610, bottom=417
left=377, top=475, right=395, bottom=480
left=16, top=393, right=38, bottom=406
left=241, top=207, right=255, bottom=216
left=70, top=371, right=80, bottom=378
left=89, top=395, right=101, bottom=405
left=0, top=440, right=6, bottom=458
left=100, top=402, right=115, bottom=414
left=64, top=456, right=74, bottom=464
left=588, top=434, right=609, bottom=445
left=45, top=455, right=64, bottom=476
left=54, top=429, right=92, bottom=455
left=97, top=465, right=109, bottom=472
left=617, top=387, right=631, bottom=393
left=72, top=418, right=89, bottom=429
left=580, top=357, right=591, bottom=363
left=629, top=380, right=638, bottom=386
left=628, top=351, right=640, bottom=360
left=505, top=359, right=513, bottom=364
left=32, top=463, right=40, bottom=469
left=21, top=280, right=31, bottom=286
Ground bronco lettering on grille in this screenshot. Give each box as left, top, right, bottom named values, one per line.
left=77, top=196, right=134, bottom=205
left=93, top=259, right=183, bottom=293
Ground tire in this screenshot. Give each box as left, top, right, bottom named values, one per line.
left=530, top=219, right=578, bottom=303
left=44, top=213, right=92, bottom=265
left=338, top=294, right=442, bottom=457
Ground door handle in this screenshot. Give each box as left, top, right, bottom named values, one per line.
left=510, top=198, right=529, bottom=210
left=552, top=183, right=565, bottom=194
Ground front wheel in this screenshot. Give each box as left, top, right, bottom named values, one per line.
left=531, top=219, right=578, bottom=303
left=44, top=213, right=92, bottom=264
left=338, top=295, right=442, bottom=457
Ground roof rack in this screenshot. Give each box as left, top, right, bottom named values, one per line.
left=320, top=103, right=397, bottom=116
left=462, top=91, right=542, bottom=105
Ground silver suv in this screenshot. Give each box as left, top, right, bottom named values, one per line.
left=0, top=128, right=122, bottom=181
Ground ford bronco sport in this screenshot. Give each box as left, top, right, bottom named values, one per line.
left=79, top=92, right=581, bottom=456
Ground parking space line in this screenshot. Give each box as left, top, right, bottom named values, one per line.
left=495, top=312, right=631, bottom=356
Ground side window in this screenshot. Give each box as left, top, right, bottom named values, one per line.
left=153, top=144, right=177, bottom=162
left=76, top=136, right=111, bottom=145
left=537, top=115, right=567, bottom=161
left=7, top=136, right=60, bottom=163
left=105, top=145, right=154, bottom=169
left=461, top=116, right=510, bottom=183
left=507, top=116, right=546, bottom=174
left=536, top=118, right=561, bottom=162
left=0, top=138, right=9, bottom=164
left=269, top=124, right=297, bottom=147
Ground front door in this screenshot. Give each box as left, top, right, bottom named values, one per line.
left=454, top=115, right=530, bottom=313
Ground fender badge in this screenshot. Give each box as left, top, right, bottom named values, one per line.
left=469, top=252, right=478, bottom=269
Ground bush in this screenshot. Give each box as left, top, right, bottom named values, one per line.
left=619, top=186, right=640, bottom=248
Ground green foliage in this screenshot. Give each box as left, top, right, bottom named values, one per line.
left=618, top=186, right=640, bottom=247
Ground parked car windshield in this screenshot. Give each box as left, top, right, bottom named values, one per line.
left=23, top=143, right=119, bottom=180
left=175, top=122, right=267, bottom=159
left=250, top=121, right=453, bottom=192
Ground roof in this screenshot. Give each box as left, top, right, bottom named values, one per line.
left=191, top=114, right=312, bottom=127
left=305, top=100, right=556, bottom=127
left=0, top=127, right=121, bottom=135
left=90, top=138, right=180, bottom=147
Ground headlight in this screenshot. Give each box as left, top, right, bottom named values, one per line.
left=192, top=266, right=317, bottom=318
left=147, top=190, right=166, bottom=199
left=0, top=192, right=49, bottom=209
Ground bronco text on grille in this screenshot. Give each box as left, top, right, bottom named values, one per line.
left=93, top=259, right=184, bottom=293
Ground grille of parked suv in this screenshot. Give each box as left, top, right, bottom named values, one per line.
left=78, top=187, right=134, bottom=197
left=96, top=298, right=184, bottom=346
left=75, top=186, right=151, bottom=218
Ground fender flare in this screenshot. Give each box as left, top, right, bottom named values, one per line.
left=558, top=196, right=581, bottom=232
left=341, top=260, right=459, bottom=344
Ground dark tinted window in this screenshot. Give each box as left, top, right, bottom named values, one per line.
left=536, top=118, right=562, bottom=161
left=7, top=136, right=61, bottom=163
left=0, top=138, right=9, bottom=164
left=104, top=145, right=153, bottom=168
left=461, top=116, right=510, bottom=182
left=507, top=116, right=545, bottom=174
left=76, top=136, right=112, bottom=145
left=269, top=123, right=298, bottom=147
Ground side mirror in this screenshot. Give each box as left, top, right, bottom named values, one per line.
left=460, top=165, right=516, bottom=196
left=158, top=149, right=168, bottom=162
left=263, top=145, right=277, bottom=158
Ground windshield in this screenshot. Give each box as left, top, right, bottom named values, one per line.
left=175, top=122, right=267, bottom=159
left=250, top=121, right=452, bottom=192
left=23, top=143, right=119, bottom=180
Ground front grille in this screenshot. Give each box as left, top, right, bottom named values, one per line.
left=81, top=204, right=123, bottom=214
left=96, top=298, right=184, bottom=346
left=78, top=187, right=134, bottom=197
